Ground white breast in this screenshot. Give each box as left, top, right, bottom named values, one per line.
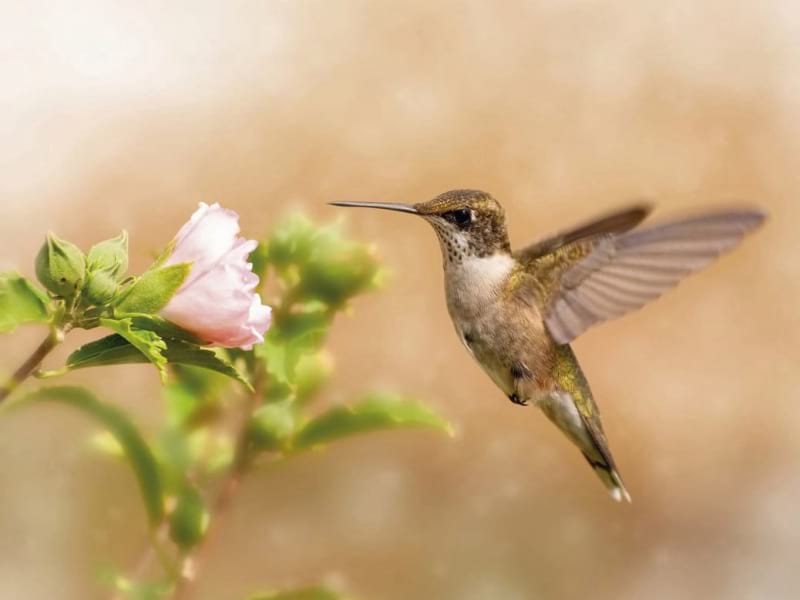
left=446, top=252, right=515, bottom=316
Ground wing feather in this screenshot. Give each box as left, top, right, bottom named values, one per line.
left=537, top=209, right=765, bottom=344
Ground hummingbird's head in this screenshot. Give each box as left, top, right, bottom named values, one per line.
left=331, top=189, right=511, bottom=264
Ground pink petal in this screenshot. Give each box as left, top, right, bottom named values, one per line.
left=166, top=203, right=241, bottom=286
left=161, top=203, right=271, bottom=349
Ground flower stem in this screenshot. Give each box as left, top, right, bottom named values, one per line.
left=0, top=327, right=64, bottom=404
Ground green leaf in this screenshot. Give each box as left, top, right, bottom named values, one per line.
left=18, top=386, right=164, bottom=526
left=294, top=393, right=452, bottom=451
left=0, top=273, right=50, bottom=332
left=161, top=340, right=252, bottom=390
left=247, top=587, right=354, bottom=600
left=168, top=481, right=209, bottom=550
left=66, top=334, right=143, bottom=369
left=114, top=263, right=191, bottom=315
left=66, top=335, right=252, bottom=389
left=127, top=314, right=204, bottom=344
left=101, top=318, right=167, bottom=381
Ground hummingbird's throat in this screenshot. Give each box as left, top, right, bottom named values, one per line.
left=430, top=222, right=473, bottom=265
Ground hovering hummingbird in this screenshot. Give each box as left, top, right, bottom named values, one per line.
left=331, top=190, right=764, bottom=502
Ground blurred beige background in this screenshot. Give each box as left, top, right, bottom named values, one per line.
left=1, top=1, right=799, bottom=599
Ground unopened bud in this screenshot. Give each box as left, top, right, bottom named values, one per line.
left=35, top=232, right=86, bottom=298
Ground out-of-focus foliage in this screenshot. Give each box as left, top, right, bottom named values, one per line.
left=0, top=214, right=450, bottom=600
left=246, top=587, right=356, bottom=600
left=15, top=386, right=164, bottom=526
left=0, top=273, right=50, bottom=332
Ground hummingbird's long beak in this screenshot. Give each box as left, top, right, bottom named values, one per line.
left=329, top=201, right=418, bottom=214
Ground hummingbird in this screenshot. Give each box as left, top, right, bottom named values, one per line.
left=331, top=190, right=764, bottom=502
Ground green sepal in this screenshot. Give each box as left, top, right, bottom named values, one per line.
left=0, top=273, right=50, bottom=333
left=35, top=232, right=86, bottom=298
left=66, top=334, right=252, bottom=389
left=114, top=263, right=191, bottom=315
left=294, top=393, right=452, bottom=450
left=15, top=386, right=164, bottom=527
left=101, top=318, right=168, bottom=381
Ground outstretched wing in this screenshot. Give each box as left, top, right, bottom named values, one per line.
left=514, top=204, right=652, bottom=263
left=516, top=207, right=765, bottom=345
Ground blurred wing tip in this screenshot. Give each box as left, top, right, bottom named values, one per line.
left=629, top=200, right=656, bottom=218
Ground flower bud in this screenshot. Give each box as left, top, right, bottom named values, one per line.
left=83, top=268, right=119, bottom=305
left=87, top=231, right=128, bottom=279
left=35, top=232, right=86, bottom=298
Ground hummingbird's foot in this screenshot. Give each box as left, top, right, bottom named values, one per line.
left=508, top=393, right=528, bottom=406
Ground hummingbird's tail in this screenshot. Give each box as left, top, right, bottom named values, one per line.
left=547, top=345, right=632, bottom=503
left=581, top=451, right=631, bottom=503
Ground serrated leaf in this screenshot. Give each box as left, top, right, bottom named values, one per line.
left=247, top=587, right=354, bottom=600
left=67, top=334, right=142, bottom=369
left=126, top=314, right=204, bottom=344
left=114, top=263, right=191, bottom=315
left=168, top=481, right=209, bottom=550
left=66, top=335, right=251, bottom=389
left=101, top=318, right=167, bottom=381
left=161, top=340, right=252, bottom=390
left=294, top=393, right=451, bottom=450
left=17, top=386, right=164, bottom=526
left=0, top=273, right=50, bottom=332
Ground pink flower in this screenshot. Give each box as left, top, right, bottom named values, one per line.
left=161, top=202, right=271, bottom=349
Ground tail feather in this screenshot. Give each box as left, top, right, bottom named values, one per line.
left=550, top=345, right=632, bottom=503
left=583, top=453, right=632, bottom=503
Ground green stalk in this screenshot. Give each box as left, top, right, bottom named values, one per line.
left=0, top=326, right=64, bottom=404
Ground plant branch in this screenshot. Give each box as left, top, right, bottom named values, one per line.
left=0, top=327, right=64, bottom=404
left=170, top=369, right=265, bottom=600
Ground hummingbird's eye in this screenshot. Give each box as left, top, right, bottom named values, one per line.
left=446, top=208, right=474, bottom=228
